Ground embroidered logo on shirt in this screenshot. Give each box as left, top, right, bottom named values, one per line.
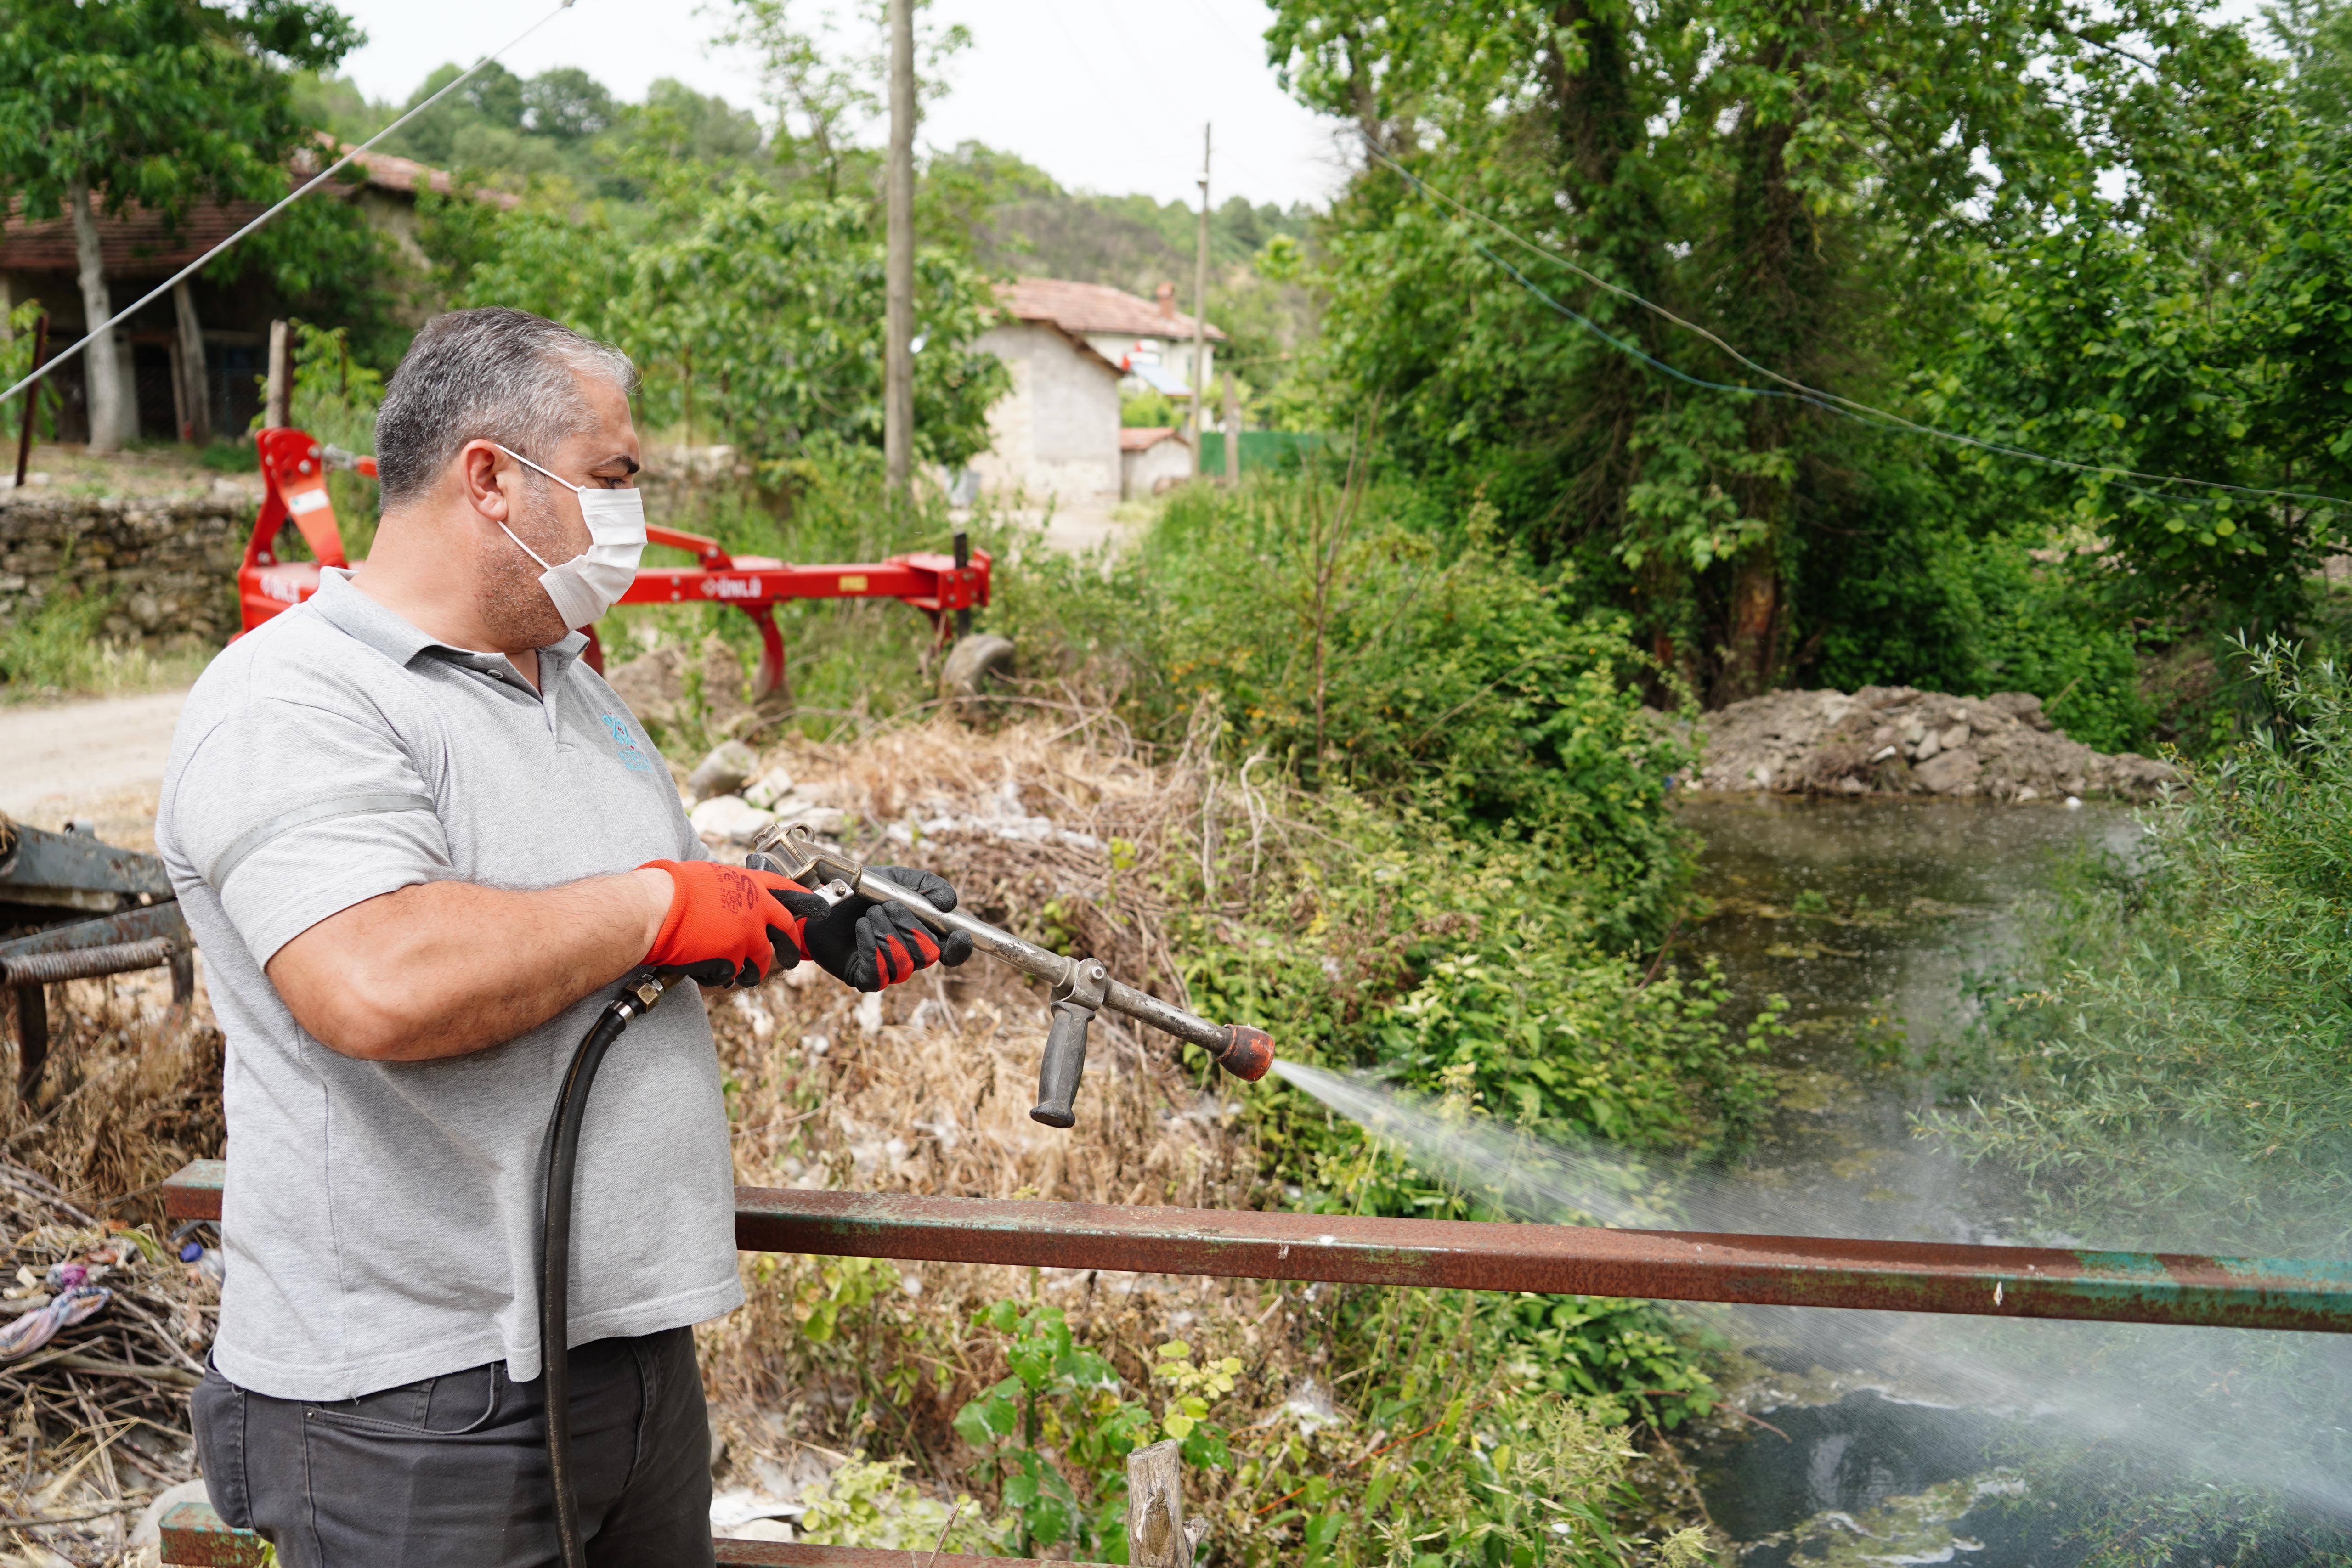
left=600, top=714, right=655, bottom=773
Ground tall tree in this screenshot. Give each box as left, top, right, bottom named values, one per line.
left=0, top=0, right=360, bottom=452
left=1269, top=0, right=2281, bottom=702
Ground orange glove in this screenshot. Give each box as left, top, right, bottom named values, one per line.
left=639, top=859, right=809, bottom=989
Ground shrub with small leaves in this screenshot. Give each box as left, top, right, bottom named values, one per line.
left=796, top=1455, right=1004, bottom=1553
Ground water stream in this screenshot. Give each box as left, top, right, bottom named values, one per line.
left=1278, top=796, right=2352, bottom=1561
left=1671, top=797, right=2345, bottom=1561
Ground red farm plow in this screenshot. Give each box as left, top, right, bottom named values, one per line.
left=235, top=427, right=989, bottom=694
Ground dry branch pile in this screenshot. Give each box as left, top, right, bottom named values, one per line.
left=692, top=714, right=1339, bottom=1541
left=0, top=971, right=225, bottom=1565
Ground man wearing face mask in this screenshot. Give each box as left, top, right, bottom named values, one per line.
left=155, top=308, right=969, bottom=1566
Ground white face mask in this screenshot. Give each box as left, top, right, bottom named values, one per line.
left=491, top=442, right=647, bottom=629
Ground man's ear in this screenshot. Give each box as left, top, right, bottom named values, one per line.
left=457, top=440, right=513, bottom=524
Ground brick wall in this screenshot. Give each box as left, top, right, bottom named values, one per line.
left=0, top=491, right=249, bottom=650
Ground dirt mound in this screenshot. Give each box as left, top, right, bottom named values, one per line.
left=1693, top=686, right=2176, bottom=801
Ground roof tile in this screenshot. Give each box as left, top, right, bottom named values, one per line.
left=998, top=277, right=1225, bottom=342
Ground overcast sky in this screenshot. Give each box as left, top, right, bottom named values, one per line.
left=331, top=0, right=1356, bottom=210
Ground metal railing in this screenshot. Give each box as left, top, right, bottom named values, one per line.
left=152, top=1157, right=2352, bottom=1566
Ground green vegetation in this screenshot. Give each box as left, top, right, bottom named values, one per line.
left=995, top=479, right=1697, bottom=941
left=0, top=0, right=387, bottom=436
left=432, top=170, right=1007, bottom=483
left=1908, top=637, right=2352, bottom=1559
left=929, top=1293, right=1705, bottom=1567
left=1260, top=0, right=2352, bottom=748
left=0, top=578, right=209, bottom=703
left=1943, top=638, right=2352, bottom=1255
left=641, top=463, right=1758, bottom=1559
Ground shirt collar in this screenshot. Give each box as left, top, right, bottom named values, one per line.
left=309, top=569, right=591, bottom=674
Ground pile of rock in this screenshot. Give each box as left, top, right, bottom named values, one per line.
left=683, top=741, right=851, bottom=846
left=1692, top=686, right=2176, bottom=801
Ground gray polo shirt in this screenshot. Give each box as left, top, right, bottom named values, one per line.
left=156, top=570, right=742, bottom=1402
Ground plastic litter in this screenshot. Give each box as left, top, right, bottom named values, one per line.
left=0, top=1284, right=112, bottom=1358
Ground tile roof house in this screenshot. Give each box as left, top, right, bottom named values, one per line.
left=1120, top=426, right=1193, bottom=500
left=969, top=278, right=1223, bottom=509
left=0, top=142, right=505, bottom=444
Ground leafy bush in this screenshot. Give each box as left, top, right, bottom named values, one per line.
left=1935, top=637, right=2352, bottom=1253
left=1, top=299, right=56, bottom=446
left=989, top=476, right=1696, bottom=948
left=794, top=1455, right=1004, bottom=1552
left=277, top=321, right=386, bottom=559
left=951, top=1302, right=1187, bottom=1557
left=942, top=1291, right=1696, bottom=1568
left=429, top=163, right=1007, bottom=482
left=1805, top=513, right=2152, bottom=754
left=1247, top=1284, right=1705, bottom=1568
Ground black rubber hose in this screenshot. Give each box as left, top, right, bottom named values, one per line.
left=541, top=973, right=661, bottom=1568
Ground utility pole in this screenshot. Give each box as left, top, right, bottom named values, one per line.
left=1221, top=372, right=1239, bottom=487
left=1188, top=123, right=1210, bottom=479
left=265, top=319, right=290, bottom=430
left=883, top=0, right=916, bottom=512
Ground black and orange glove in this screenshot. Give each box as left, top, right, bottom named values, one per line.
left=639, top=859, right=809, bottom=989
left=778, top=865, right=974, bottom=992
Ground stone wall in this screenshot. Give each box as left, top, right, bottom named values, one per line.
left=0, top=489, right=249, bottom=651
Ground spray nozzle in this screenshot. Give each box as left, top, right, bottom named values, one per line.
left=751, top=821, right=1277, bottom=1129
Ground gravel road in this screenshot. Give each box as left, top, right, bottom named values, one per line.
left=0, top=688, right=187, bottom=849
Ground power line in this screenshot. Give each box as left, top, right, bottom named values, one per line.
left=0, top=0, right=582, bottom=412
left=1368, top=143, right=2352, bottom=514
left=1470, top=235, right=2266, bottom=518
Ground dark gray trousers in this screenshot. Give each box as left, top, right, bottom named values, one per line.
left=192, top=1328, right=714, bottom=1568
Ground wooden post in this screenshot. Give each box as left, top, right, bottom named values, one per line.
left=883, top=0, right=916, bottom=511
left=1126, top=1439, right=1192, bottom=1568
left=1221, top=372, right=1240, bottom=487
left=265, top=318, right=290, bottom=430
left=167, top=335, right=189, bottom=443
left=174, top=281, right=209, bottom=444
left=14, top=314, right=48, bottom=488
left=1189, top=124, right=1210, bottom=477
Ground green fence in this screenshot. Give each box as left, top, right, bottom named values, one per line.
left=1196, top=430, right=1329, bottom=477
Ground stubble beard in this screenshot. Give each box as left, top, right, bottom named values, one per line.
left=476, top=477, right=576, bottom=651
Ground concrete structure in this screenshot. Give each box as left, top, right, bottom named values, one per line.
left=970, top=278, right=1224, bottom=512
left=1120, top=427, right=1192, bottom=499
left=0, top=142, right=505, bottom=444
left=967, top=314, right=1125, bottom=509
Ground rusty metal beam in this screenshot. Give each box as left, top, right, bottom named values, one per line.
left=0, top=902, right=190, bottom=964
left=716, top=1545, right=1090, bottom=1568
left=158, top=1502, right=1095, bottom=1567
left=1, top=935, right=179, bottom=987
left=159, top=1161, right=2352, bottom=1334
left=732, top=1188, right=2352, bottom=1335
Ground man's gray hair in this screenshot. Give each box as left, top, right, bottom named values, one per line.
left=375, top=308, right=636, bottom=508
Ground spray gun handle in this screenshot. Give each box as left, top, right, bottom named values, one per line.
left=1033, top=1001, right=1092, bottom=1128
left=1032, top=959, right=1108, bottom=1128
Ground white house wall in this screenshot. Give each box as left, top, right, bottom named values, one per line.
left=1083, top=331, right=1213, bottom=397
left=970, top=322, right=1119, bottom=506
left=1122, top=439, right=1193, bottom=499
